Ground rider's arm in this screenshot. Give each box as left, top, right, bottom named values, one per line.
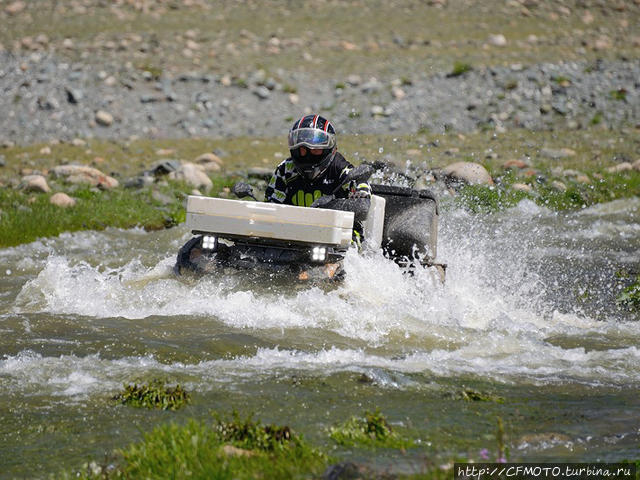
left=264, top=165, right=288, bottom=204
left=336, top=166, right=372, bottom=199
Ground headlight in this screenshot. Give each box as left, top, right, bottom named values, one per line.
left=311, top=246, right=327, bottom=262
left=202, top=235, right=217, bottom=251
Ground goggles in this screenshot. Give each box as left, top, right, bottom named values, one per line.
left=288, top=128, right=336, bottom=150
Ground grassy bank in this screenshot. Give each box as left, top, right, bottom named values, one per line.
left=62, top=409, right=453, bottom=480
left=1, top=125, right=638, bottom=248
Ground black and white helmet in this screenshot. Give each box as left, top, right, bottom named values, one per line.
left=288, top=115, right=337, bottom=181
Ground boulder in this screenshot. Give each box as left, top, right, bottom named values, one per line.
left=19, top=175, right=50, bottom=193
left=50, top=192, right=76, bottom=207
left=606, top=162, right=633, bottom=173
left=168, top=162, right=212, bottom=191
left=124, top=174, right=154, bottom=189
left=5, top=1, right=26, bottom=15
left=149, top=159, right=181, bottom=176
left=194, top=152, right=223, bottom=165
left=51, top=165, right=119, bottom=189
left=442, top=162, right=494, bottom=185
left=194, top=152, right=223, bottom=172
left=503, top=159, right=530, bottom=170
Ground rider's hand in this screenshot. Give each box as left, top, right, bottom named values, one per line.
left=349, top=190, right=369, bottom=199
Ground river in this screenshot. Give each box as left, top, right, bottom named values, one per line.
left=1, top=197, right=639, bottom=478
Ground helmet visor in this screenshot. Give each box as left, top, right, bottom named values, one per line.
left=288, top=128, right=336, bottom=150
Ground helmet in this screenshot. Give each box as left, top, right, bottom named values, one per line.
left=288, top=114, right=337, bottom=181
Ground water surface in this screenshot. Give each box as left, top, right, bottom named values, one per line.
left=1, top=198, right=639, bottom=477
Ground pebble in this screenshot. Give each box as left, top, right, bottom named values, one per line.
left=512, top=183, right=533, bottom=193
left=576, top=175, right=591, bottom=184
left=361, top=78, right=381, bottom=94
left=65, top=87, right=83, bottom=104
left=49, top=192, right=76, bottom=207
left=0, top=52, right=637, bottom=147
left=392, top=87, right=406, bottom=100
left=253, top=86, right=270, bottom=100
left=488, top=34, right=507, bottom=47
left=103, top=76, right=117, bottom=87
left=371, top=105, right=385, bottom=116
left=95, top=110, right=114, bottom=127
left=551, top=180, right=568, bottom=191
left=346, top=75, right=362, bottom=86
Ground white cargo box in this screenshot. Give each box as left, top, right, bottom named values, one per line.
left=186, top=196, right=355, bottom=247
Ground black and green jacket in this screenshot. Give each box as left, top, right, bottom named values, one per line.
left=264, top=152, right=371, bottom=206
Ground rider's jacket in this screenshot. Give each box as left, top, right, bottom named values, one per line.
left=264, top=152, right=371, bottom=206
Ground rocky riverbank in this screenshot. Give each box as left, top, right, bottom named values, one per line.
left=1, top=51, right=638, bottom=145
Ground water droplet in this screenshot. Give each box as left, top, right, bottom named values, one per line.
left=378, top=147, right=384, bottom=153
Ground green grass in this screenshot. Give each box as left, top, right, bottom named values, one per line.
left=454, top=183, right=532, bottom=213
left=617, top=275, right=640, bottom=311
left=328, top=408, right=416, bottom=449
left=67, top=414, right=328, bottom=480
left=0, top=182, right=196, bottom=247
left=610, top=89, right=628, bottom=101
left=457, top=388, right=504, bottom=403
left=449, top=61, right=473, bottom=77
left=454, top=168, right=640, bottom=214
left=114, top=380, right=190, bottom=411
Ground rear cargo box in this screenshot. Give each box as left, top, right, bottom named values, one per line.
left=186, top=196, right=354, bottom=247
left=370, top=185, right=438, bottom=260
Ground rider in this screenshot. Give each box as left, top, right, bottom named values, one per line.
left=264, top=114, right=371, bottom=207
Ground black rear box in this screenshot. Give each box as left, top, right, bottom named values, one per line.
left=371, top=184, right=439, bottom=261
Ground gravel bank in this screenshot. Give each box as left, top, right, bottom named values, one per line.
left=1, top=52, right=638, bottom=144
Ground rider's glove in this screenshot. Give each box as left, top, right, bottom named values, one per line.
left=349, top=190, right=369, bottom=199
